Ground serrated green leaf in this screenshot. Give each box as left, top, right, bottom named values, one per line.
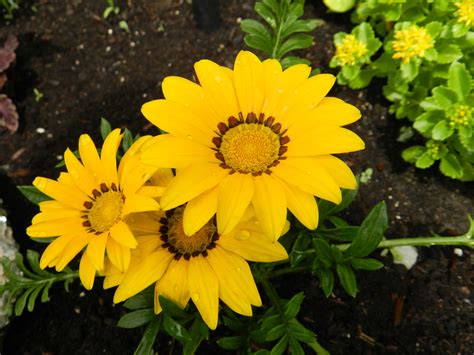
left=118, top=309, right=155, bottom=329
left=216, top=336, right=245, bottom=350
left=458, top=126, right=474, bottom=151
left=343, top=201, right=387, bottom=258
left=400, top=61, right=418, bottom=82
left=18, top=186, right=51, bottom=205
left=415, top=152, right=435, bottom=168
left=432, top=120, right=454, bottom=140
left=244, top=34, right=273, bottom=55
left=440, top=153, right=463, bottom=178
left=350, top=258, right=384, bottom=270
left=133, top=317, right=161, bottom=355
left=448, top=62, right=472, bottom=101
left=336, top=264, right=357, bottom=297
left=281, top=19, right=321, bottom=38
left=436, top=43, right=463, bottom=64
left=401, top=146, right=425, bottom=163
left=276, top=33, right=313, bottom=59
left=266, top=323, right=286, bottom=341
left=283, top=292, right=304, bottom=320
left=432, top=86, right=458, bottom=108
left=100, top=117, right=112, bottom=140
left=317, top=269, right=334, bottom=297
left=425, top=21, right=442, bottom=38
left=413, top=111, right=443, bottom=134
left=163, top=314, right=191, bottom=342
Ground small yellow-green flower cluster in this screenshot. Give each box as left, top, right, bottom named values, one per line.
left=455, top=0, right=474, bottom=27
left=392, top=25, right=433, bottom=64
left=426, top=140, right=443, bottom=159
left=334, top=34, right=368, bottom=66
left=448, top=104, right=472, bottom=127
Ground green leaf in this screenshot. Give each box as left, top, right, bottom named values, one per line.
left=124, top=287, right=154, bottom=310
left=459, top=126, right=474, bottom=151
left=432, top=120, right=454, bottom=140
left=256, top=2, right=277, bottom=29
left=425, top=21, right=442, bottom=38
left=27, top=285, right=43, bottom=312
left=244, top=34, right=273, bottom=55
left=287, top=319, right=316, bottom=343
left=159, top=295, right=187, bottom=319
left=341, top=65, right=360, bottom=81
left=183, top=317, right=209, bottom=355
left=15, top=287, right=35, bottom=316
left=350, top=258, right=384, bottom=270
left=343, top=201, right=388, bottom=258
left=336, top=264, right=357, bottom=297
left=216, top=336, right=245, bottom=350
left=280, top=56, right=310, bottom=69
left=18, top=186, right=51, bottom=205
left=318, top=187, right=358, bottom=222
left=266, top=324, right=286, bottom=341
left=403, top=146, right=427, bottom=163
left=313, top=239, right=334, bottom=267
left=270, top=334, right=289, bottom=355
left=440, top=153, right=463, bottom=178
left=289, top=337, right=305, bottom=355
left=413, top=111, right=443, bottom=134
left=415, top=152, right=435, bottom=168
left=118, top=309, right=156, bottom=329
left=448, top=62, right=472, bottom=100
left=432, top=86, right=458, bottom=108
left=163, top=315, right=191, bottom=342
left=290, top=233, right=311, bottom=267
left=317, top=269, right=334, bottom=297
left=283, top=292, right=304, bottom=320
left=133, top=317, right=161, bottom=355
left=122, top=128, right=133, bottom=152
left=400, top=61, right=418, bottom=82
left=323, top=0, right=355, bottom=13
left=277, top=33, right=313, bottom=59
left=100, top=117, right=112, bottom=140
left=281, top=19, right=321, bottom=38
left=436, top=43, right=463, bottom=64
left=241, top=19, right=273, bottom=42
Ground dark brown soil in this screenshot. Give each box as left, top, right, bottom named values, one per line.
left=0, top=0, right=472, bottom=354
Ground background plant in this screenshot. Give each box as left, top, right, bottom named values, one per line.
left=0, top=34, right=19, bottom=132
left=326, top=0, right=474, bottom=181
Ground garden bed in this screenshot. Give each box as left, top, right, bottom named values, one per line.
left=0, top=0, right=472, bottom=353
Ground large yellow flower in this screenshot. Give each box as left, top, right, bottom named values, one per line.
left=140, top=51, right=364, bottom=241
left=27, top=129, right=159, bottom=289
left=109, top=169, right=288, bottom=330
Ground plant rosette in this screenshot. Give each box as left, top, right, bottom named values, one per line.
left=330, top=22, right=382, bottom=89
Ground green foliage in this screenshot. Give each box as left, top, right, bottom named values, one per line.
left=103, top=0, right=119, bottom=19
left=18, top=185, right=51, bottom=205
left=323, top=0, right=355, bottom=13
left=0, top=250, right=78, bottom=316
left=0, top=0, right=20, bottom=19
left=240, top=0, right=322, bottom=67
left=328, top=0, right=474, bottom=180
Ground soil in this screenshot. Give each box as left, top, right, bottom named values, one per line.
left=0, top=0, right=473, bottom=354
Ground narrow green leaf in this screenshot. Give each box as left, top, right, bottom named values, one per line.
left=122, top=129, right=133, bottom=152
left=26, top=250, right=51, bottom=277
left=283, top=292, right=304, bottom=320
left=281, top=19, right=321, bottom=38
left=117, top=309, right=155, bottom=329
left=216, top=336, right=245, bottom=350
left=312, top=239, right=334, bottom=267
left=18, top=186, right=51, bottom=205
left=27, top=285, right=43, bottom=312
left=124, top=287, right=154, bottom=310
left=276, top=33, right=313, bottom=59
left=40, top=282, right=52, bottom=303
left=133, top=317, right=161, bottom=355
left=270, top=334, right=289, bottom=355
left=256, top=2, right=278, bottom=29
left=183, top=317, right=209, bottom=355
left=290, top=233, right=311, bottom=267
left=163, top=315, right=191, bottom=342
left=159, top=295, right=187, bottom=319
left=289, top=337, right=305, bottom=355
left=317, top=269, right=334, bottom=297
left=336, top=264, right=357, bottom=297
left=240, top=19, right=273, bottom=42
left=15, top=287, right=35, bottom=316
left=350, top=258, right=384, bottom=270
left=287, top=319, right=316, bottom=343
left=100, top=117, right=112, bottom=140
left=244, top=34, right=273, bottom=55
left=266, top=323, right=286, bottom=342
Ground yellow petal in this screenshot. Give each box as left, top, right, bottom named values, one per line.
left=136, top=186, right=165, bottom=198
left=64, top=148, right=98, bottom=196
left=140, top=134, right=216, bottom=169
left=313, top=155, right=357, bottom=189
left=114, top=248, right=173, bottom=303
left=109, top=220, right=138, bottom=248
left=100, top=128, right=122, bottom=186
left=33, top=176, right=87, bottom=210
left=106, top=237, right=131, bottom=272
left=207, top=246, right=261, bottom=315
left=218, top=226, right=288, bottom=262
left=155, top=259, right=190, bottom=310
left=188, top=255, right=219, bottom=330
left=123, top=194, right=160, bottom=215
left=233, top=51, right=264, bottom=117
left=149, top=168, right=174, bottom=188
left=278, top=180, right=319, bottom=230
left=274, top=158, right=342, bottom=204
left=86, top=232, right=108, bottom=270
left=194, top=59, right=240, bottom=121
left=125, top=213, right=161, bottom=236
left=288, top=126, right=365, bottom=156
left=118, top=135, right=151, bottom=179
left=141, top=99, right=213, bottom=146
left=32, top=208, right=81, bottom=224
left=78, top=134, right=104, bottom=183
left=160, top=163, right=228, bottom=210
left=39, top=234, right=75, bottom=269
left=252, top=174, right=287, bottom=241
left=55, top=234, right=92, bottom=271
left=183, top=186, right=218, bottom=236
left=79, top=254, right=96, bottom=290
left=27, top=217, right=83, bottom=238
left=216, top=173, right=254, bottom=236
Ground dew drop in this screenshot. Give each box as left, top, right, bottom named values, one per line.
left=214, top=75, right=222, bottom=83
left=236, top=229, right=250, bottom=240
left=193, top=292, right=200, bottom=301
left=277, top=88, right=284, bottom=94
left=70, top=170, right=80, bottom=179
left=236, top=267, right=242, bottom=272
left=186, top=135, right=193, bottom=140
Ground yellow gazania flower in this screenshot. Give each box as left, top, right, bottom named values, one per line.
left=455, top=0, right=474, bottom=27
left=140, top=51, right=364, bottom=241
left=109, top=169, right=288, bottom=330
left=392, top=25, right=433, bottom=64
left=27, top=129, right=159, bottom=290
left=334, top=34, right=368, bottom=66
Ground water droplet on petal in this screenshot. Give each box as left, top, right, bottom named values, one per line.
left=193, top=292, right=200, bottom=301
left=236, top=267, right=242, bottom=272
left=277, top=88, right=284, bottom=94
left=70, top=170, right=80, bottom=179
left=236, top=229, right=250, bottom=240
left=214, top=76, right=222, bottom=83
left=186, top=135, right=193, bottom=140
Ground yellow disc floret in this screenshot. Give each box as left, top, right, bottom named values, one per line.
left=87, top=190, right=124, bottom=232
left=219, top=123, right=280, bottom=174
left=334, top=34, right=368, bottom=66
left=455, top=0, right=474, bottom=27
left=392, top=25, right=433, bottom=64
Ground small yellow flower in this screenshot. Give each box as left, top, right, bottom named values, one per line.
left=392, top=25, right=433, bottom=64
left=140, top=51, right=364, bottom=241
left=107, top=170, right=288, bottom=330
left=426, top=140, right=442, bottom=159
left=455, top=0, right=474, bottom=27
left=334, top=34, right=368, bottom=66
left=448, top=104, right=472, bottom=127
left=27, top=130, right=159, bottom=290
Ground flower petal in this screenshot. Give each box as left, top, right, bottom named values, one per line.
left=114, top=248, right=173, bottom=303
left=78, top=134, right=104, bottom=183
left=216, top=173, right=254, bottom=236
left=27, top=217, right=83, bottom=238
left=123, top=194, right=160, bottom=215
left=106, top=237, right=131, bottom=272
left=252, top=174, right=287, bottom=241
left=183, top=186, right=218, bottom=236
left=140, top=134, right=216, bottom=169
left=33, top=177, right=87, bottom=210
left=207, top=246, right=261, bottom=315
left=32, top=208, right=81, bottom=224
left=155, top=259, right=190, bottom=311
left=188, top=255, right=219, bottom=330
left=39, top=234, right=75, bottom=269
left=55, top=233, right=92, bottom=271
left=86, top=232, right=108, bottom=271
left=100, top=128, right=122, bottom=186
left=149, top=168, right=174, bottom=188
left=278, top=180, right=319, bottom=230
left=110, top=220, right=138, bottom=248
left=313, top=155, right=357, bottom=189
left=79, top=253, right=96, bottom=290
left=64, top=148, right=98, bottom=196
left=160, top=163, right=228, bottom=210
left=233, top=51, right=264, bottom=117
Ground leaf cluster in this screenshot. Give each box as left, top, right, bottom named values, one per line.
left=0, top=250, right=77, bottom=316
left=329, top=0, right=474, bottom=180
left=0, top=34, right=19, bottom=132
left=0, top=0, right=20, bottom=19
left=240, top=0, right=322, bottom=68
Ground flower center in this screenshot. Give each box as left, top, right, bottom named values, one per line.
left=159, top=207, right=218, bottom=260
left=212, top=112, right=290, bottom=175
left=82, top=183, right=124, bottom=234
